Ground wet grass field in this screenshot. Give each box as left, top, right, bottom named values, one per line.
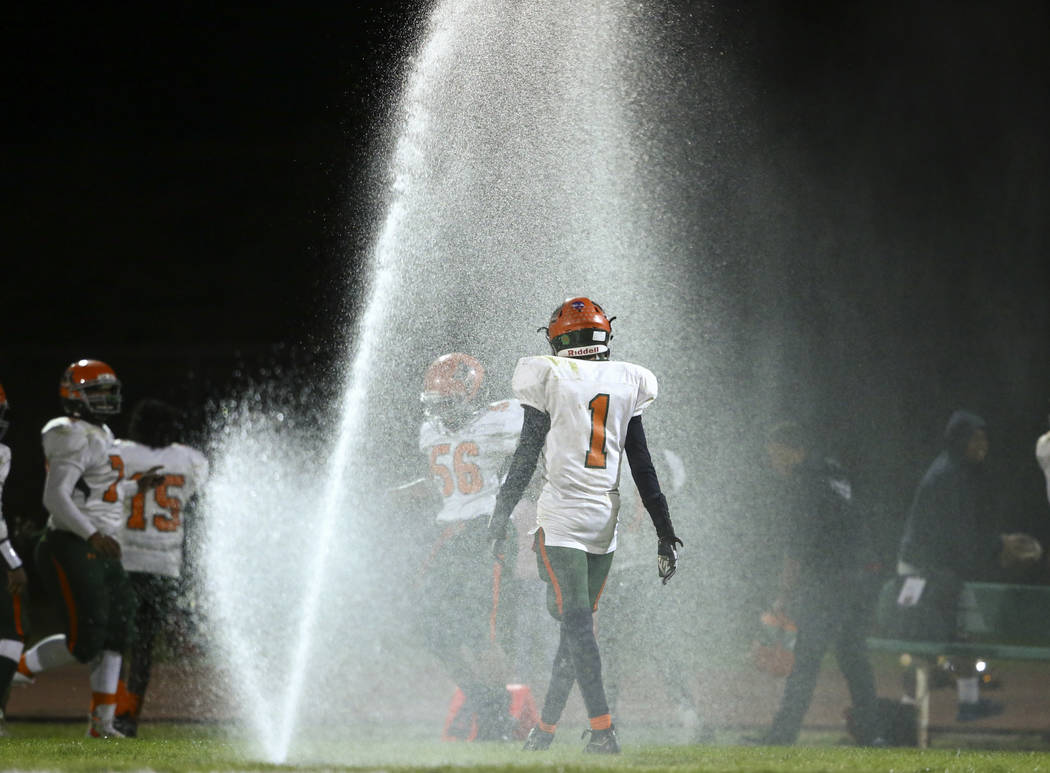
left=3, top=722, right=1050, bottom=773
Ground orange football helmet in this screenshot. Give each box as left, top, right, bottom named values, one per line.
left=421, top=353, right=484, bottom=428
left=545, top=297, right=614, bottom=360
left=0, top=382, right=8, bottom=442
left=59, top=359, right=122, bottom=417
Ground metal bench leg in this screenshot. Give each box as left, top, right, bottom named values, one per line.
left=915, top=662, right=929, bottom=749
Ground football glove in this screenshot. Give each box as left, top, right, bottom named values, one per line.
left=658, top=536, right=683, bottom=584
left=490, top=537, right=507, bottom=565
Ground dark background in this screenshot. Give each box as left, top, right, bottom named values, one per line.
left=3, top=2, right=1049, bottom=568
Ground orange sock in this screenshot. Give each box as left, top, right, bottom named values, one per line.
left=589, top=714, right=612, bottom=731
left=17, top=654, right=34, bottom=678
left=538, top=720, right=557, bottom=734
left=115, top=680, right=141, bottom=717
left=91, top=691, right=117, bottom=712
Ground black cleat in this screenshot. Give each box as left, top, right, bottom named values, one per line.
left=583, top=725, right=620, bottom=754
left=112, top=715, right=138, bottom=738
left=522, top=725, right=554, bottom=750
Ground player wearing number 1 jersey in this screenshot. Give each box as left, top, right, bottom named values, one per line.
left=487, top=298, right=683, bottom=755
left=416, top=353, right=525, bottom=741
left=19, top=360, right=162, bottom=739
left=112, top=399, right=208, bottom=737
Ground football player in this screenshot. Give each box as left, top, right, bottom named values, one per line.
left=0, top=383, right=29, bottom=736
left=17, top=360, right=163, bottom=738
left=111, top=398, right=209, bottom=737
left=415, top=353, right=525, bottom=741
left=487, top=297, right=683, bottom=754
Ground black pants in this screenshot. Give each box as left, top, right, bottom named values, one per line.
left=768, top=582, right=878, bottom=744
left=124, top=573, right=182, bottom=708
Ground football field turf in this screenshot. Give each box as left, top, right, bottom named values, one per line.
left=2, top=723, right=1050, bottom=772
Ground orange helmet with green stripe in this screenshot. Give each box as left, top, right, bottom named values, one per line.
left=545, top=297, right=614, bottom=360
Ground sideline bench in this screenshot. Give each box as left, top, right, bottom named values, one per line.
left=867, top=581, right=1050, bottom=748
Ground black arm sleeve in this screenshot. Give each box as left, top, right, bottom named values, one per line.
left=488, top=405, right=550, bottom=540
left=624, top=415, right=677, bottom=543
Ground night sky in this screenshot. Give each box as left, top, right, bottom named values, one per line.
left=3, top=3, right=1050, bottom=560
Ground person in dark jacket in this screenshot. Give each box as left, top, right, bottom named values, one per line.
left=750, top=422, right=883, bottom=746
left=899, top=410, right=999, bottom=579
left=897, top=409, right=1041, bottom=721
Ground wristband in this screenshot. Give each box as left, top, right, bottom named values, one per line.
left=0, top=539, right=22, bottom=570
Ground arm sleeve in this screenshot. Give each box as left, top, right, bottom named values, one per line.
left=488, top=405, right=550, bottom=540
left=42, top=459, right=98, bottom=540
left=624, top=416, right=676, bottom=542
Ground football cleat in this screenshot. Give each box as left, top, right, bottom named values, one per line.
left=544, top=297, right=614, bottom=360
left=421, top=353, right=484, bottom=429
left=112, top=715, right=139, bottom=738
left=582, top=725, right=620, bottom=754
left=60, top=359, right=122, bottom=418
left=522, top=725, right=554, bottom=751
left=87, top=712, right=127, bottom=739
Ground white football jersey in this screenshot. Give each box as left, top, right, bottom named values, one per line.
left=114, top=439, right=209, bottom=578
left=0, top=443, right=10, bottom=543
left=1037, top=431, right=1050, bottom=505
left=419, top=399, right=524, bottom=523
left=512, top=355, right=658, bottom=554
left=42, top=417, right=131, bottom=537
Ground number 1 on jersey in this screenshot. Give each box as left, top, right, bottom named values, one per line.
left=586, top=393, right=610, bottom=468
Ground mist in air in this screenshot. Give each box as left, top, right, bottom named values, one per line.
left=196, top=0, right=1050, bottom=764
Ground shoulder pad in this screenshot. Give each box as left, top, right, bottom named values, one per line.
left=42, top=417, right=90, bottom=458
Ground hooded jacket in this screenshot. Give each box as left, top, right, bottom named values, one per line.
left=898, top=410, right=998, bottom=578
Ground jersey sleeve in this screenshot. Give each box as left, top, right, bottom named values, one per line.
left=511, top=357, right=551, bottom=413
left=0, top=445, right=10, bottom=543
left=632, top=365, right=658, bottom=416
left=1037, top=431, right=1050, bottom=474
left=0, top=445, right=10, bottom=495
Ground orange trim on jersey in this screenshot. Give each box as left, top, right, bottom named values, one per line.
left=12, top=593, right=24, bottom=637
left=536, top=529, right=564, bottom=617
left=489, top=562, right=502, bottom=643
left=50, top=555, right=79, bottom=652
left=589, top=713, right=612, bottom=730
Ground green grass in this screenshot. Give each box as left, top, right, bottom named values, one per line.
left=2, top=723, right=1050, bottom=773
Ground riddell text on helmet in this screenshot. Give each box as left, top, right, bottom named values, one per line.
left=562, top=344, right=606, bottom=358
